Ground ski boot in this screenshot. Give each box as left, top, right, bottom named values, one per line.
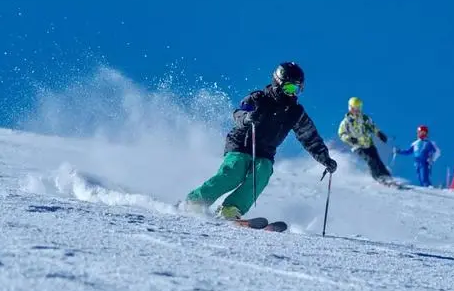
left=215, top=205, right=241, bottom=220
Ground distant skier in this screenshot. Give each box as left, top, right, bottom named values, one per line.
left=393, top=125, right=441, bottom=187
left=181, top=62, right=337, bottom=220
left=338, top=97, right=391, bottom=183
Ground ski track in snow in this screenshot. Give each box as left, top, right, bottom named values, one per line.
left=1, top=128, right=454, bottom=291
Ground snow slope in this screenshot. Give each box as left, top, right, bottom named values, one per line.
left=1, top=68, right=454, bottom=290
left=1, top=127, right=454, bottom=291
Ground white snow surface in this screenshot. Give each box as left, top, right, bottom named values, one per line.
left=1, top=128, right=454, bottom=291
left=1, top=68, right=454, bottom=290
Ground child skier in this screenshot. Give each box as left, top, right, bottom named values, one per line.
left=182, top=62, right=337, bottom=220
left=338, top=97, right=391, bottom=183
left=393, top=125, right=441, bottom=187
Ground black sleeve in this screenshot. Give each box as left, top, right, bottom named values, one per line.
left=293, top=108, right=330, bottom=165
left=232, top=91, right=262, bottom=127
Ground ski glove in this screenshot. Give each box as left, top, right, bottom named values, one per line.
left=242, top=105, right=262, bottom=125
left=243, top=112, right=257, bottom=125
left=377, top=131, right=387, bottom=143
left=325, top=158, right=337, bottom=173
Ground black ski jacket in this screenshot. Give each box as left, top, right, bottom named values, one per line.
left=224, top=85, right=331, bottom=165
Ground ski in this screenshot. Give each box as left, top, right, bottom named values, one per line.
left=264, top=221, right=288, bottom=232
left=378, top=179, right=412, bottom=190
left=234, top=217, right=288, bottom=232
left=234, top=217, right=269, bottom=229
left=174, top=201, right=288, bottom=233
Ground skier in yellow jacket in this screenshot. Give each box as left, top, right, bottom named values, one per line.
left=338, top=97, right=391, bottom=182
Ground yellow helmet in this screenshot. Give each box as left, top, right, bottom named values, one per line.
left=348, top=97, right=363, bottom=112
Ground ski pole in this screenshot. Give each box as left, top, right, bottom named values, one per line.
left=387, top=135, right=397, bottom=171
left=447, top=167, right=451, bottom=189
left=320, top=169, right=332, bottom=237
left=390, top=151, right=397, bottom=168
left=251, top=122, right=257, bottom=207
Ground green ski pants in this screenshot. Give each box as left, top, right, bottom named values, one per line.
left=186, top=152, right=273, bottom=215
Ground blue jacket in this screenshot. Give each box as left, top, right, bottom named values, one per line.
left=397, top=139, right=441, bottom=164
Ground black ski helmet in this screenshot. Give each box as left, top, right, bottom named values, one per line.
left=272, top=62, right=305, bottom=87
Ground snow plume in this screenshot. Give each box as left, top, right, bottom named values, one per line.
left=21, top=162, right=179, bottom=215
left=21, top=66, right=233, bottom=203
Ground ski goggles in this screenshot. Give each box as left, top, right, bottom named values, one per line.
left=282, top=82, right=303, bottom=96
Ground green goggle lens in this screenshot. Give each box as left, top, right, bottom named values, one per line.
left=282, top=82, right=302, bottom=95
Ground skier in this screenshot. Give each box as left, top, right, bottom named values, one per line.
left=182, top=62, right=337, bottom=220
left=393, top=125, right=441, bottom=187
left=338, top=97, right=391, bottom=183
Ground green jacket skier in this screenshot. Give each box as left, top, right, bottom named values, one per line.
left=183, top=62, right=337, bottom=220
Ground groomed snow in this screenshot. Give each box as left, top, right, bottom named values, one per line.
left=1, top=128, right=453, bottom=291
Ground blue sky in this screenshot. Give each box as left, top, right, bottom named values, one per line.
left=1, top=0, right=453, bottom=186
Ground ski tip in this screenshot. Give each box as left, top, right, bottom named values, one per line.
left=264, top=221, right=288, bottom=232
